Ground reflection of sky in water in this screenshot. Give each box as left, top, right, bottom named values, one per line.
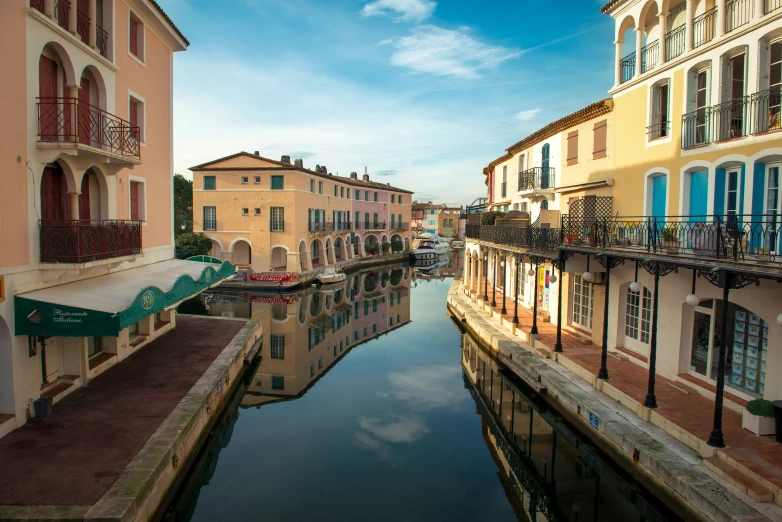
left=181, top=277, right=519, bottom=522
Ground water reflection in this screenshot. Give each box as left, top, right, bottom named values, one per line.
left=462, top=334, right=682, bottom=522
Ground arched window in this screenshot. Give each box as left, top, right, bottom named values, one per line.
left=625, top=286, right=652, bottom=344
left=540, top=199, right=549, bottom=210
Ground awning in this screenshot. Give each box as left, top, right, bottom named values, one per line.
left=14, top=258, right=236, bottom=338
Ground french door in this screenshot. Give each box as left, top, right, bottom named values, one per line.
left=571, top=274, right=594, bottom=331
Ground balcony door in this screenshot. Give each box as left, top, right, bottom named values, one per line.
left=541, top=144, right=550, bottom=188
left=651, top=175, right=667, bottom=218
left=78, top=77, right=91, bottom=145
left=41, top=165, right=70, bottom=221
left=39, top=56, right=59, bottom=141
left=571, top=274, right=594, bottom=331
left=695, top=69, right=709, bottom=145
left=689, top=171, right=708, bottom=220
left=766, top=165, right=780, bottom=252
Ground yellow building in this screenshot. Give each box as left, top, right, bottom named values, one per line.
left=191, top=152, right=414, bottom=274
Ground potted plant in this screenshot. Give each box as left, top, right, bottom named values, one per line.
left=661, top=228, right=680, bottom=252
left=742, top=399, right=776, bottom=436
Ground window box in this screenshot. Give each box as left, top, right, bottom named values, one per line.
left=742, top=410, right=775, bottom=436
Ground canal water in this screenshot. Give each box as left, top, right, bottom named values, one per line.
left=161, top=263, right=681, bottom=522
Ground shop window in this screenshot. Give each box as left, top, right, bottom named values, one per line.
left=87, top=337, right=103, bottom=358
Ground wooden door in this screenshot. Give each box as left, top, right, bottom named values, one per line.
left=78, top=77, right=91, bottom=145
left=39, top=56, right=58, bottom=140
left=41, top=167, right=70, bottom=221
left=130, top=181, right=140, bottom=221
left=79, top=174, right=91, bottom=221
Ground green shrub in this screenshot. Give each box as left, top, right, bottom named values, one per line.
left=747, top=399, right=774, bottom=418
left=661, top=228, right=679, bottom=242
left=382, top=242, right=391, bottom=253
left=481, top=212, right=505, bottom=225
left=175, top=233, right=213, bottom=259
left=391, top=239, right=404, bottom=252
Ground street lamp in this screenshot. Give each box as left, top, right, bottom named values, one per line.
left=583, top=255, right=594, bottom=282
left=686, top=269, right=700, bottom=306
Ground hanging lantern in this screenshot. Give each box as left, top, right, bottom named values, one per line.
left=549, top=273, right=557, bottom=284
left=583, top=272, right=595, bottom=283
left=630, top=281, right=641, bottom=292
left=528, top=268, right=535, bottom=277
left=776, top=313, right=782, bottom=326
left=686, top=270, right=699, bottom=307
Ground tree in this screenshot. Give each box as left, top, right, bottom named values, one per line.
left=175, top=233, right=213, bottom=259
left=174, top=174, right=193, bottom=236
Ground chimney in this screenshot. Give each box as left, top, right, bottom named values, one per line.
left=281, top=155, right=291, bottom=164
left=321, top=165, right=327, bottom=175
left=350, top=172, right=358, bottom=179
left=362, top=174, right=370, bottom=182
left=294, top=159, right=303, bottom=168
left=254, top=150, right=260, bottom=156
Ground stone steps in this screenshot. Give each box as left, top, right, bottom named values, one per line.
left=704, top=456, right=775, bottom=503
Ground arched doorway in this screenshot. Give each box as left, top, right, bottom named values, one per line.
left=271, top=246, right=287, bottom=271
left=41, top=163, right=71, bottom=221
left=365, top=235, right=379, bottom=255
left=311, top=239, right=324, bottom=267
left=232, top=240, right=251, bottom=266
left=334, top=237, right=344, bottom=261
left=78, top=168, right=102, bottom=221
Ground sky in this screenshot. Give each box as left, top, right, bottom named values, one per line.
left=162, top=0, right=615, bottom=206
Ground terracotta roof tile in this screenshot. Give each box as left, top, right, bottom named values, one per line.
left=601, top=0, right=626, bottom=14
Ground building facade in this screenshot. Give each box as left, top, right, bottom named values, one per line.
left=191, top=153, right=414, bottom=273
left=436, top=205, right=462, bottom=239
left=0, top=0, right=229, bottom=437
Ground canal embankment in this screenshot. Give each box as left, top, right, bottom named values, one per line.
left=447, top=277, right=776, bottom=522
left=0, top=315, right=261, bottom=522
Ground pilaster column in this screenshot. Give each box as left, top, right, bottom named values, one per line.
left=67, top=192, right=80, bottom=220
left=658, top=12, right=668, bottom=65
left=635, top=28, right=644, bottom=77
left=68, top=0, right=77, bottom=37
left=67, top=84, right=79, bottom=141
left=685, top=0, right=694, bottom=52
left=88, top=0, right=97, bottom=49
left=716, top=0, right=726, bottom=37
left=755, top=0, right=765, bottom=18
left=44, top=0, right=55, bottom=19
left=614, top=41, right=623, bottom=86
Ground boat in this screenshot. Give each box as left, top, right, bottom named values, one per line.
left=411, top=253, right=450, bottom=276
left=409, top=234, right=449, bottom=261
left=316, top=267, right=347, bottom=284
left=451, top=240, right=465, bottom=249
left=219, top=271, right=301, bottom=291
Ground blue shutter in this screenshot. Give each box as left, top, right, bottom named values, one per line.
left=714, top=168, right=726, bottom=217
left=689, top=171, right=708, bottom=222
left=751, top=162, right=766, bottom=218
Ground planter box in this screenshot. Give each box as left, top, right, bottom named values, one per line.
left=742, top=410, right=776, bottom=436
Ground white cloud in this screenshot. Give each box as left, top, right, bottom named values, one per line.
left=361, top=0, right=436, bottom=22
left=515, top=109, right=542, bottom=121
left=386, top=26, right=522, bottom=79
left=387, top=365, right=467, bottom=411
left=358, top=415, right=429, bottom=443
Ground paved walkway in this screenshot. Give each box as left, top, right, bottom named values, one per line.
left=466, top=274, right=782, bottom=500
left=0, top=315, right=245, bottom=506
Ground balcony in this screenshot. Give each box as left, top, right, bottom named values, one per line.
left=647, top=120, right=671, bottom=141
left=620, top=52, right=635, bottom=84
left=37, top=97, right=140, bottom=160
left=465, top=224, right=560, bottom=252
left=725, top=0, right=753, bottom=34
left=518, top=167, right=556, bottom=197
left=641, top=40, right=659, bottom=73
left=390, top=222, right=410, bottom=231
left=39, top=220, right=142, bottom=263
left=750, top=86, right=782, bottom=135
left=681, top=95, right=752, bottom=149
left=665, top=25, right=686, bottom=61
left=692, top=7, right=717, bottom=49
left=355, top=222, right=387, bottom=231
left=308, top=222, right=352, bottom=235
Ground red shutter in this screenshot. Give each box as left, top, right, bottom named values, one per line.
left=130, top=18, right=138, bottom=56
left=566, top=131, right=578, bottom=166
left=79, top=174, right=91, bottom=221
left=130, top=181, right=140, bottom=221
left=593, top=120, right=608, bottom=159
left=41, top=167, right=70, bottom=221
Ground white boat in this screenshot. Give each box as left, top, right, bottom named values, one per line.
left=410, top=234, right=449, bottom=260
left=316, top=267, right=347, bottom=284
left=451, top=240, right=465, bottom=249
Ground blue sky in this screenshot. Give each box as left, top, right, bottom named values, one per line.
left=164, top=0, right=615, bottom=205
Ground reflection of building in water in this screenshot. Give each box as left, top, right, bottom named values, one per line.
left=205, top=266, right=412, bottom=407
left=461, top=334, right=680, bottom=522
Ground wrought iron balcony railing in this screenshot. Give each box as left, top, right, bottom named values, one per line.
left=751, top=86, right=782, bottom=135
left=725, top=0, right=753, bottom=33
left=647, top=120, right=670, bottom=141
left=768, top=0, right=782, bottom=14
left=37, top=97, right=140, bottom=159
left=31, top=0, right=44, bottom=13
left=39, top=220, right=142, bottom=263
left=665, top=25, right=685, bottom=61
left=55, top=0, right=70, bottom=30
left=354, top=222, right=387, bottom=231
left=390, top=222, right=410, bottom=231
left=309, top=222, right=352, bottom=234
left=465, top=224, right=560, bottom=252
left=620, top=52, right=636, bottom=84
left=692, top=7, right=717, bottom=49
left=518, top=167, right=555, bottom=192
left=97, top=24, right=109, bottom=58
left=77, top=9, right=90, bottom=44
left=681, top=96, right=750, bottom=149
left=641, top=39, right=659, bottom=73
left=713, top=96, right=750, bottom=142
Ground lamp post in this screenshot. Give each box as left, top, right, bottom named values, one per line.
left=531, top=262, right=539, bottom=335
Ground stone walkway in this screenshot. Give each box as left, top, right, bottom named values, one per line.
left=465, top=274, right=782, bottom=509
left=0, top=316, right=246, bottom=507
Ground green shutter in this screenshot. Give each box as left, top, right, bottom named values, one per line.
left=203, top=176, right=216, bottom=190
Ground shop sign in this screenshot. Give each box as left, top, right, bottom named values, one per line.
left=589, top=411, right=599, bottom=430
left=246, top=273, right=300, bottom=283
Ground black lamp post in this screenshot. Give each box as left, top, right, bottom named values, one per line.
left=531, top=262, right=539, bottom=335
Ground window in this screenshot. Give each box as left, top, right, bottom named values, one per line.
left=87, top=337, right=103, bottom=359
left=270, top=207, right=284, bottom=232
left=540, top=199, right=549, bottom=211
left=270, top=335, right=285, bottom=359
left=567, top=130, right=578, bottom=165
left=391, top=194, right=395, bottom=203
left=311, top=179, right=315, bottom=192
left=203, top=206, right=216, bottom=231
left=254, top=208, right=261, bottom=216
left=203, top=176, right=216, bottom=190
left=354, top=302, right=359, bottom=319
left=593, top=119, right=607, bottom=159
left=129, top=12, right=144, bottom=61
left=726, top=169, right=740, bottom=220
left=270, top=176, right=284, bottom=190
left=271, top=376, right=285, bottom=390
left=334, top=185, right=338, bottom=197
left=365, top=191, right=369, bottom=201
left=242, top=208, right=249, bottom=215
left=129, top=96, right=144, bottom=142
left=130, top=180, right=144, bottom=221
left=571, top=275, right=594, bottom=330
left=341, top=187, right=344, bottom=198
left=650, top=81, right=670, bottom=140
left=318, top=181, right=323, bottom=194
left=241, top=176, right=249, bottom=184
left=254, top=176, right=261, bottom=184
left=355, top=211, right=360, bottom=228
left=364, top=212, right=370, bottom=226
left=373, top=213, right=378, bottom=227
left=625, top=286, right=652, bottom=344
left=766, top=167, right=780, bottom=248
left=355, top=189, right=360, bottom=200
left=501, top=165, right=507, bottom=197
left=518, top=153, right=526, bottom=174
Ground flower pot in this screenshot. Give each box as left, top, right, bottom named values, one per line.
left=586, top=235, right=596, bottom=246
left=33, top=397, right=53, bottom=419
left=742, top=409, right=776, bottom=436
left=662, top=240, right=679, bottom=253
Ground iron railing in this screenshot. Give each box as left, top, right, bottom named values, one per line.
left=465, top=224, right=560, bottom=252
left=31, top=0, right=44, bottom=13
left=561, top=215, right=781, bottom=264
left=518, top=167, right=555, bottom=191
left=767, top=0, right=782, bottom=13
left=751, top=86, right=782, bottom=134
left=308, top=222, right=352, bottom=234
left=354, top=222, right=387, bottom=231
left=682, top=108, right=710, bottom=148
left=713, top=96, right=750, bottom=142
left=390, top=222, right=410, bottom=231
left=647, top=120, right=670, bottom=141
left=55, top=0, right=70, bottom=30
left=97, top=24, right=108, bottom=58
left=621, top=51, right=636, bottom=83
left=665, top=25, right=686, bottom=61
left=77, top=9, right=90, bottom=44
left=37, top=97, right=141, bottom=159
left=641, top=39, right=659, bottom=73
left=693, top=7, right=717, bottom=49
left=39, top=220, right=142, bottom=263
left=725, top=0, right=753, bottom=33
